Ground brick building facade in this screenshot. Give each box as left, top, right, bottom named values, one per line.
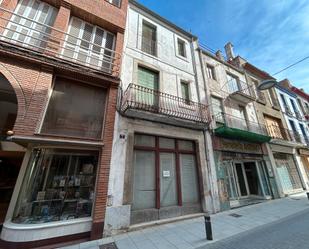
left=0, top=0, right=127, bottom=247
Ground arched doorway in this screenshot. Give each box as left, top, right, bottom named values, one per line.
left=0, top=74, right=25, bottom=226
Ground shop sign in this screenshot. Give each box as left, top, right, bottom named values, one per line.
left=216, top=138, right=262, bottom=154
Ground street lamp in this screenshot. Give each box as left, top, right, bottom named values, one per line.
left=257, top=79, right=278, bottom=91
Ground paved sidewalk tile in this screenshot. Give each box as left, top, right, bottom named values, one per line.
left=59, top=193, right=309, bottom=249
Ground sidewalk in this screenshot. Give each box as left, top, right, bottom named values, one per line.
left=60, top=193, right=309, bottom=249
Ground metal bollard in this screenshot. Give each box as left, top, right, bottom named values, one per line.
left=204, top=215, right=213, bottom=240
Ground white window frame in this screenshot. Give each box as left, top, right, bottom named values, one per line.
left=61, top=17, right=115, bottom=71
left=206, top=64, right=216, bottom=80
left=3, top=0, right=57, bottom=48
left=176, top=38, right=187, bottom=58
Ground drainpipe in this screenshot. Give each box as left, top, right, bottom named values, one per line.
left=191, top=40, right=220, bottom=213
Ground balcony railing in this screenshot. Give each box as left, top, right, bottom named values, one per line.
left=215, top=113, right=268, bottom=136
left=295, top=111, right=303, bottom=120
left=284, top=105, right=294, bottom=116
left=120, top=83, right=209, bottom=124
left=0, top=7, right=121, bottom=75
left=227, top=79, right=254, bottom=97
left=266, top=124, right=309, bottom=146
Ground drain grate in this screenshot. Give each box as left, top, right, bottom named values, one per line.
left=100, top=243, right=118, bottom=249
left=229, top=213, right=243, bottom=218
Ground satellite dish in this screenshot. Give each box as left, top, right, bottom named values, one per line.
left=257, top=79, right=277, bottom=91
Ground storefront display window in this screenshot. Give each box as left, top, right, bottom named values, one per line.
left=13, top=149, right=98, bottom=224
left=132, top=134, right=200, bottom=210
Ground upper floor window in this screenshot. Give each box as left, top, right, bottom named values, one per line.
left=41, top=77, right=107, bottom=139
left=226, top=73, right=239, bottom=93
left=206, top=65, right=216, bottom=80
left=305, top=102, right=309, bottom=114
left=177, top=38, right=186, bottom=58
left=62, top=17, right=115, bottom=73
left=280, top=94, right=288, bottom=107
left=290, top=99, right=298, bottom=113
left=141, top=21, right=157, bottom=56
left=211, top=96, right=224, bottom=123
left=107, top=0, right=121, bottom=7
left=3, top=0, right=57, bottom=50
left=180, top=81, right=190, bottom=104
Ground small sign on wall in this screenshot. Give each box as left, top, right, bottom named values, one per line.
left=163, top=170, right=171, bottom=177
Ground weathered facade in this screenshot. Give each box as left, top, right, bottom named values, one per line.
left=104, top=0, right=214, bottom=236
left=0, top=0, right=128, bottom=247
left=196, top=43, right=278, bottom=211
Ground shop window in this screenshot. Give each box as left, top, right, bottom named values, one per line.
left=13, top=149, right=98, bottom=224
left=132, top=135, right=199, bottom=211
left=3, top=0, right=58, bottom=50
left=62, top=17, right=115, bottom=72
left=41, top=78, right=106, bottom=139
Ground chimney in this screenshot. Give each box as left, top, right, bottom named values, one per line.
left=215, top=50, right=224, bottom=61
left=224, top=42, right=234, bottom=61
left=279, top=79, right=291, bottom=89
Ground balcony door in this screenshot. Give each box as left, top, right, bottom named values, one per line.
left=233, top=106, right=248, bottom=130
left=137, top=66, right=159, bottom=108
left=4, top=0, right=57, bottom=50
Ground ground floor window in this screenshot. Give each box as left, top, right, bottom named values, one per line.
left=132, top=134, right=200, bottom=211
left=13, top=148, right=98, bottom=224
left=274, top=153, right=302, bottom=193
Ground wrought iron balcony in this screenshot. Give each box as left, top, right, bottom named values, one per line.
left=120, top=84, right=209, bottom=129
left=295, top=111, right=303, bottom=121
left=214, top=113, right=271, bottom=143
left=227, top=79, right=255, bottom=104
left=0, top=6, right=121, bottom=76
left=266, top=124, right=309, bottom=146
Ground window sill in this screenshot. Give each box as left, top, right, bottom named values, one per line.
left=5, top=217, right=92, bottom=230
left=175, top=53, right=189, bottom=63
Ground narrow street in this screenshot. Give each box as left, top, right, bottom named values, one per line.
left=198, top=209, right=309, bottom=249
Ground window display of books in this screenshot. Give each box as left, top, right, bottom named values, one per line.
left=13, top=155, right=98, bottom=224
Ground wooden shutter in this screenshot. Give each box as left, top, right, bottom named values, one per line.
left=142, top=22, right=156, bottom=56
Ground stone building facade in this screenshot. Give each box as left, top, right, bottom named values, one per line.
left=0, top=0, right=128, bottom=247
left=104, top=0, right=214, bottom=236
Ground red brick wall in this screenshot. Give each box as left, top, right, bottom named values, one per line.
left=91, top=86, right=118, bottom=239
left=0, top=57, right=52, bottom=136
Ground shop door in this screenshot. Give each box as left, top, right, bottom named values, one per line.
left=275, top=154, right=303, bottom=194
left=160, top=153, right=177, bottom=207
left=244, top=162, right=262, bottom=196
left=234, top=162, right=249, bottom=197
left=0, top=152, right=24, bottom=225
left=224, top=162, right=239, bottom=200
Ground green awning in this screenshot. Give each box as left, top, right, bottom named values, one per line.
left=214, top=126, right=271, bottom=143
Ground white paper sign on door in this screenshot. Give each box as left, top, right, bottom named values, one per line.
left=163, top=170, right=171, bottom=177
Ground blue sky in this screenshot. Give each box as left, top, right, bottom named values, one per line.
left=137, top=0, right=309, bottom=92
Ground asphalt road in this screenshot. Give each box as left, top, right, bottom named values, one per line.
left=198, top=209, right=309, bottom=249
